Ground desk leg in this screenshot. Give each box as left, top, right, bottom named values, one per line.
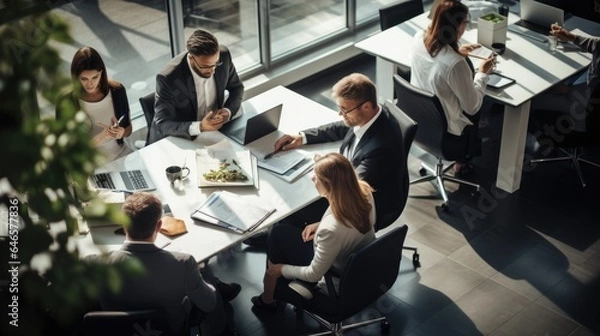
left=376, top=57, right=395, bottom=104
left=496, top=101, right=531, bottom=193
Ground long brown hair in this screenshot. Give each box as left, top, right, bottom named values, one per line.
left=314, top=153, right=374, bottom=234
left=70, top=46, right=119, bottom=97
left=424, top=0, right=469, bottom=57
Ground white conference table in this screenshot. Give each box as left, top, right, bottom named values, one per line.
left=355, top=11, right=596, bottom=193
left=76, top=85, right=341, bottom=262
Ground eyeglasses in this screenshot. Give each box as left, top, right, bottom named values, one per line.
left=191, top=56, right=222, bottom=70
left=337, top=101, right=366, bottom=115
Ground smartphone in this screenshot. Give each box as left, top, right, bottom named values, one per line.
left=163, top=204, right=173, bottom=216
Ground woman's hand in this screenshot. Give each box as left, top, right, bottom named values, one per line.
left=459, top=43, right=482, bottom=57
left=478, top=57, right=495, bottom=74
left=301, top=222, right=319, bottom=242
left=267, top=263, right=283, bottom=278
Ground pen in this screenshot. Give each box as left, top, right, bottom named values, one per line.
left=113, top=115, right=125, bottom=127
left=160, top=241, right=172, bottom=249
left=468, top=54, right=489, bottom=60
left=264, top=148, right=282, bottom=160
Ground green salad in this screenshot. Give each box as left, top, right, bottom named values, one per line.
left=481, top=13, right=505, bottom=23
left=203, top=160, right=248, bottom=182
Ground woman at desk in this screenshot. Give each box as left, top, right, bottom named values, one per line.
left=56, top=46, right=133, bottom=162
left=410, top=0, right=495, bottom=176
left=251, top=153, right=376, bottom=310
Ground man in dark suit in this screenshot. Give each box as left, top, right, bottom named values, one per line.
left=91, top=192, right=240, bottom=335
left=245, top=73, right=405, bottom=246
left=149, top=29, right=244, bottom=144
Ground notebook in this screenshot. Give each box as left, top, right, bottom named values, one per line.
left=513, top=0, right=564, bottom=36
left=220, top=103, right=283, bottom=145
left=190, top=191, right=276, bottom=234
left=90, top=169, right=156, bottom=192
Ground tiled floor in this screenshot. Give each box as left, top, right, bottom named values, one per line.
left=206, top=55, right=600, bottom=336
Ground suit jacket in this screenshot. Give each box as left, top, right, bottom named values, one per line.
left=149, top=46, right=244, bottom=144
left=303, top=105, right=406, bottom=228
left=92, top=243, right=217, bottom=334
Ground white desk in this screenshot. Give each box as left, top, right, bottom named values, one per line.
left=77, top=86, right=341, bottom=262
left=355, top=12, right=596, bottom=193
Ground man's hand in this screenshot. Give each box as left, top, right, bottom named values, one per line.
left=550, top=23, right=576, bottom=42
left=200, top=109, right=229, bottom=132
left=274, top=134, right=303, bottom=151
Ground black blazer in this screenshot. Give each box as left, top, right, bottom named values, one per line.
left=93, top=243, right=218, bottom=334
left=149, top=46, right=244, bottom=144
left=304, top=106, right=406, bottom=228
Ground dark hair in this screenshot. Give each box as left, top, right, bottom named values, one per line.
left=314, top=153, right=374, bottom=234
left=121, top=192, right=162, bottom=240
left=331, top=73, right=378, bottom=109
left=70, top=46, right=109, bottom=95
left=186, top=29, right=219, bottom=56
left=425, top=0, right=469, bottom=57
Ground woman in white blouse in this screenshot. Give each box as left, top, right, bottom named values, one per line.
left=410, top=0, right=495, bottom=176
left=251, top=153, right=376, bottom=310
left=56, top=47, right=133, bottom=163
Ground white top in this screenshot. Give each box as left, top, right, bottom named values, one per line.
left=281, top=193, right=376, bottom=291
left=79, top=91, right=132, bottom=162
left=410, top=30, right=489, bottom=135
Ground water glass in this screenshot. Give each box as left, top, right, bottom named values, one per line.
left=547, top=35, right=558, bottom=53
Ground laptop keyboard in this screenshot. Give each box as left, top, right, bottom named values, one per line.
left=120, top=170, right=149, bottom=190
left=230, top=128, right=246, bottom=143
left=93, top=173, right=116, bottom=189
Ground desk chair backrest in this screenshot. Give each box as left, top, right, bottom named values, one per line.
left=379, top=0, right=424, bottom=31
left=335, top=225, right=408, bottom=319
left=385, top=99, right=418, bottom=215
left=393, top=74, right=470, bottom=161
left=139, top=92, right=156, bottom=146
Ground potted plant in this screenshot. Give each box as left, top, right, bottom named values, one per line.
left=1, top=2, right=141, bottom=334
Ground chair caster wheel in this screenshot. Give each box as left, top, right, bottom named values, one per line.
left=470, top=189, right=480, bottom=198
left=381, top=320, right=391, bottom=334
left=419, top=168, right=427, bottom=176
left=412, top=252, right=421, bottom=268
left=441, top=203, right=449, bottom=212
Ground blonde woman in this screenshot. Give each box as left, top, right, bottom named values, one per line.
left=251, top=153, right=376, bottom=310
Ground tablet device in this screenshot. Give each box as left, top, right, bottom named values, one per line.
left=487, top=73, right=515, bottom=89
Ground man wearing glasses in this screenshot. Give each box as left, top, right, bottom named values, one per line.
left=245, top=73, right=406, bottom=246
left=149, top=29, right=244, bottom=144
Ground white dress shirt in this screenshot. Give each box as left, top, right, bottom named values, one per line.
left=410, top=30, right=489, bottom=136
left=187, top=57, right=217, bottom=136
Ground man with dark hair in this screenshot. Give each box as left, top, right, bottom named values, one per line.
left=91, top=192, right=240, bottom=335
left=149, top=29, right=244, bottom=144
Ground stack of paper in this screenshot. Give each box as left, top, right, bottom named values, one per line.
left=190, top=191, right=276, bottom=234
left=255, top=149, right=314, bottom=182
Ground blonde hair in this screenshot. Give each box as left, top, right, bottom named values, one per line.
left=314, top=153, right=374, bottom=234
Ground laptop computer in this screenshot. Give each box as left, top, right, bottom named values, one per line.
left=220, top=103, right=283, bottom=145
left=514, top=0, right=564, bottom=35
left=90, top=169, right=156, bottom=192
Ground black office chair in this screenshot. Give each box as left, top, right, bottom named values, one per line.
left=384, top=99, right=420, bottom=268
left=393, top=74, right=480, bottom=211
left=81, top=297, right=197, bottom=336
left=528, top=84, right=600, bottom=188
left=379, top=0, right=424, bottom=83
left=139, top=92, right=156, bottom=146
left=277, top=225, right=409, bottom=336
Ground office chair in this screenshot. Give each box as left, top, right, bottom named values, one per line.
left=393, top=75, right=480, bottom=211
left=139, top=92, right=156, bottom=147
left=81, top=297, right=197, bottom=336
left=384, top=99, right=421, bottom=268
left=528, top=84, right=600, bottom=188
left=379, top=0, right=424, bottom=82
left=277, top=225, right=409, bottom=336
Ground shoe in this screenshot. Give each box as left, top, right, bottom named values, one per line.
left=216, top=281, right=241, bottom=302
left=251, top=294, right=278, bottom=312
left=242, top=231, right=269, bottom=247
left=454, top=162, right=475, bottom=178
